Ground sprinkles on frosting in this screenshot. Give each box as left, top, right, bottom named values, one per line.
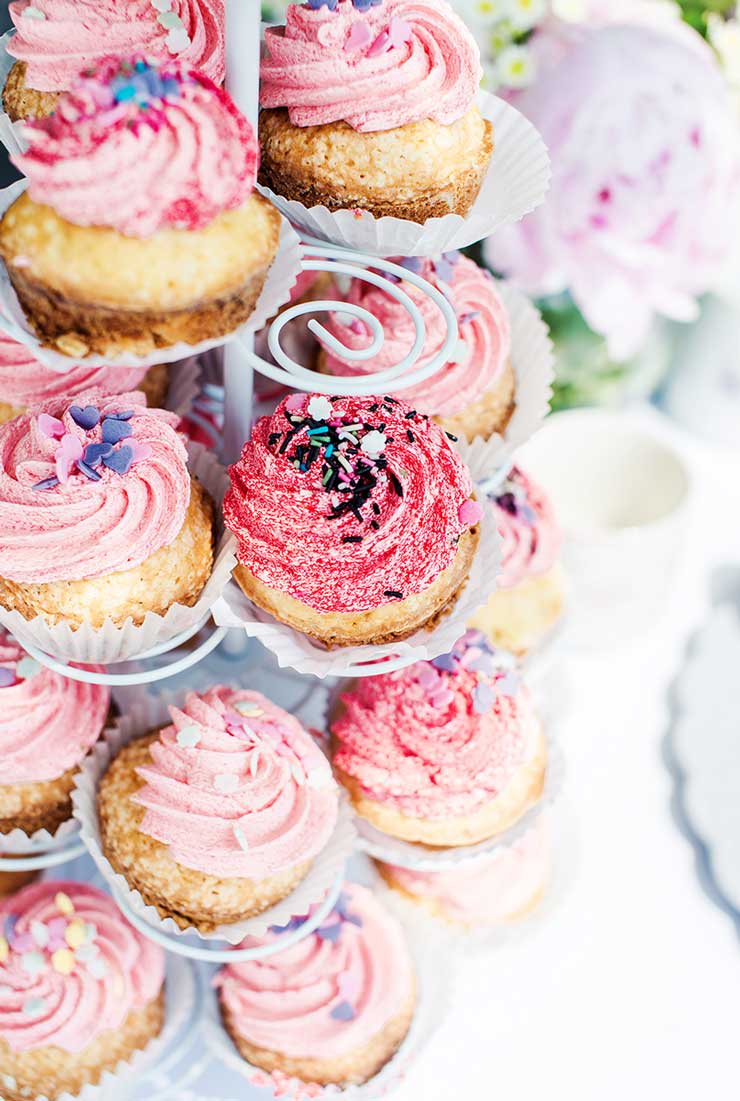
left=422, top=628, right=520, bottom=714
left=32, top=403, right=151, bottom=491
left=0, top=892, right=106, bottom=995
left=493, top=469, right=539, bottom=527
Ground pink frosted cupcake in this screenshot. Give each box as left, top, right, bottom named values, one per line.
left=318, top=254, right=515, bottom=442
left=97, top=686, right=340, bottom=931
left=0, top=388, right=215, bottom=630
left=330, top=629, right=547, bottom=846
left=0, top=330, right=171, bottom=425
left=259, top=0, right=492, bottom=221
left=469, top=465, right=564, bottom=655
left=0, top=57, right=280, bottom=359
left=377, top=814, right=551, bottom=927
left=0, top=880, right=165, bottom=1100
left=0, top=628, right=109, bottom=841
left=3, top=0, right=225, bottom=121
left=215, top=882, right=415, bottom=1088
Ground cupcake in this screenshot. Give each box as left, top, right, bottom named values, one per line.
left=377, top=814, right=551, bottom=927
left=223, top=393, right=482, bottom=647
left=330, top=629, right=547, bottom=846
left=317, top=253, right=514, bottom=441
left=0, top=389, right=215, bottom=630
left=0, top=881, right=165, bottom=1101
left=0, top=628, right=109, bottom=840
left=259, top=0, right=492, bottom=222
left=0, top=57, right=281, bottom=359
left=215, top=882, right=415, bottom=1088
left=97, top=686, right=339, bottom=931
left=0, top=330, right=170, bottom=425
left=3, top=0, right=225, bottom=121
left=469, top=466, right=564, bottom=655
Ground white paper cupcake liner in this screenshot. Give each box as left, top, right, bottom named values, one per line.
left=162, top=355, right=201, bottom=418
left=202, top=884, right=451, bottom=1101
left=0, top=179, right=302, bottom=370
left=212, top=493, right=501, bottom=679
left=0, top=814, right=80, bottom=857
left=0, top=33, right=25, bottom=160
left=0, top=442, right=237, bottom=665
left=350, top=735, right=564, bottom=871
left=453, top=282, right=554, bottom=478
left=71, top=696, right=356, bottom=945
left=0, top=951, right=198, bottom=1101
left=373, top=803, right=579, bottom=955
left=258, top=91, right=550, bottom=257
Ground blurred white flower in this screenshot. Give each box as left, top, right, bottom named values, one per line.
left=709, top=11, right=740, bottom=104
left=507, top=0, right=548, bottom=31
left=456, top=0, right=510, bottom=27
left=496, top=42, right=536, bottom=85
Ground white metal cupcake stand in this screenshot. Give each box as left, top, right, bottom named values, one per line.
left=0, top=2, right=562, bottom=1091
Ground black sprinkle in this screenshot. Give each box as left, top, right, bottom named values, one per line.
left=406, top=430, right=415, bottom=442
left=405, top=410, right=417, bottom=419
left=370, top=520, right=379, bottom=530
left=342, top=535, right=362, bottom=543
left=445, top=431, right=458, bottom=442
left=384, top=590, right=403, bottom=599
left=389, top=472, right=404, bottom=497
left=384, top=396, right=399, bottom=404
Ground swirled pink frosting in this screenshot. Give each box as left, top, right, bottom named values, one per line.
left=16, top=57, right=257, bottom=238
left=492, top=466, right=560, bottom=590
left=260, top=0, right=481, bottom=132
left=223, top=393, right=477, bottom=615
left=320, top=255, right=511, bottom=418
left=0, top=628, right=109, bottom=784
left=214, top=882, right=413, bottom=1060
left=0, top=388, right=190, bottom=585
left=0, top=881, right=164, bottom=1055
left=133, top=686, right=339, bottom=879
left=8, top=0, right=225, bottom=91
left=385, top=815, right=550, bottom=926
left=332, top=631, right=540, bottom=819
left=0, top=331, right=149, bottom=409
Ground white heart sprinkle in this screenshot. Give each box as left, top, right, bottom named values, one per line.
left=308, top=395, right=333, bottom=421
left=23, top=996, right=46, bottom=1016
left=21, top=951, right=46, bottom=976
left=30, top=922, right=49, bottom=948
left=214, top=773, right=239, bottom=793
left=176, top=724, right=201, bottom=748
left=166, top=26, right=191, bottom=52
left=233, top=825, right=249, bottom=851
left=360, top=430, right=386, bottom=458
left=23, top=5, right=46, bottom=18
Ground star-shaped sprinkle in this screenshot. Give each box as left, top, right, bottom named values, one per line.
left=176, top=724, right=201, bottom=748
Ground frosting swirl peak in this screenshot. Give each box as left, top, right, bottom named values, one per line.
left=491, top=466, right=560, bottom=590
left=16, top=57, right=257, bottom=238
left=133, top=686, right=339, bottom=879
left=0, top=389, right=190, bottom=584
left=260, top=0, right=481, bottom=132
left=0, top=881, right=164, bottom=1055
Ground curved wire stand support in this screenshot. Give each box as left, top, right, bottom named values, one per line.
left=0, top=836, right=87, bottom=872
left=240, top=247, right=460, bottom=395
left=110, top=871, right=344, bottom=964
left=17, top=619, right=229, bottom=688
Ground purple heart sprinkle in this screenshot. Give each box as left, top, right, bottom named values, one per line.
left=0, top=667, right=15, bottom=688
left=101, top=418, right=133, bottom=445
left=32, top=476, right=60, bottom=491
left=69, top=405, right=100, bottom=431
left=330, top=1001, right=356, bottom=1022
left=105, top=410, right=134, bottom=421
left=83, top=442, right=114, bottom=468
left=399, top=256, right=423, bottom=274
left=316, top=922, right=343, bottom=943
left=430, top=652, right=457, bottom=673
left=76, top=460, right=102, bottom=482
left=102, top=445, right=134, bottom=476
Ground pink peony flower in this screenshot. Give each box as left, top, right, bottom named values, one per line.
left=486, top=22, right=740, bottom=359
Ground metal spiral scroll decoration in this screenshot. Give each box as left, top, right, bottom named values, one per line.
left=244, top=242, right=460, bottom=395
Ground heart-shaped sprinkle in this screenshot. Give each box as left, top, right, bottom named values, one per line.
left=16, top=657, right=40, bottom=680
left=345, top=19, right=372, bottom=50
left=83, top=442, right=114, bottom=468
left=101, top=417, right=133, bottom=445
left=316, top=922, right=342, bottom=944
left=214, top=773, right=239, bottom=793
left=388, top=16, right=412, bottom=48
left=0, top=667, right=15, bottom=688
left=330, top=1000, right=356, bottom=1021
left=55, top=433, right=83, bottom=484
left=430, top=652, right=457, bottom=673
left=472, top=681, right=494, bottom=714
left=128, top=440, right=152, bottom=466
left=176, top=724, right=201, bottom=748
left=38, top=413, right=65, bottom=440
left=102, top=445, right=134, bottom=475
left=105, top=410, right=135, bottom=422
left=69, top=405, right=100, bottom=431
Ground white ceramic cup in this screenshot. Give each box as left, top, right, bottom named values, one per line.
left=517, top=410, right=691, bottom=649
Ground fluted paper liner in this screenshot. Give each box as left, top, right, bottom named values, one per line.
left=453, top=282, right=554, bottom=479
left=0, top=179, right=302, bottom=369
left=0, top=814, right=80, bottom=857
left=351, top=737, right=564, bottom=871
left=203, top=888, right=451, bottom=1101
left=0, top=33, right=25, bottom=160
left=71, top=696, right=356, bottom=945
left=0, top=442, right=238, bottom=665
left=212, top=493, right=502, bottom=679
left=258, top=92, right=551, bottom=257
left=163, top=354, right=201, bottom=417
